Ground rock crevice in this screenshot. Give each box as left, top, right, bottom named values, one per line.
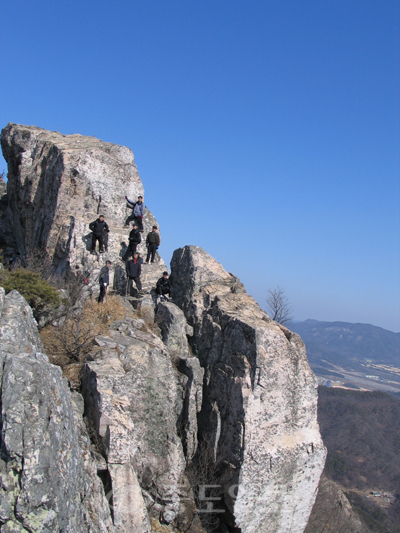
left=171, top=246, right=326, bottom=533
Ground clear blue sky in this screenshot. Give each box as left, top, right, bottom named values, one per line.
left=1, top=1, right=399, bottom=331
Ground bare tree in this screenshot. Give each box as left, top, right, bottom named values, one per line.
left=266, top=286, right=293, bottom=325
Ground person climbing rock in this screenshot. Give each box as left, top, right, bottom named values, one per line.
left=156, top=271, right=172, bottom=301
left=89, top=215, right=109, bottom=253
left=145, top=226, right=160, bottom=264
left=98, top=260, right=111, bottom=303
left=126, top=252, right=143, bottom=296
left=75, top=265, right=90, bottom=285
left=125, top=195, right=145, bottom=231
left=123, top=223, right=141, bottom=261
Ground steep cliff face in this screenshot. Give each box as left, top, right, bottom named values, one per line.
left=0, top=289, right=204, bottom=533
left=81, top=313, right=192, bottom=529
left=171, top=246, right=327, bottom=533
left=0, top=288, right=114, bottom=533
left=1, top=123, right=166, bottom=291
left=0, top=124, right=326, bottom=532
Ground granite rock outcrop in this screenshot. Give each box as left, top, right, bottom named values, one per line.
left=171, top=246, right=327, bottom=533
left=0, top=287, right=202, bottom=532
left=0, top=288, right=114, bottom=533
left=0, top=124, right=327, bottom=533
left=81, top=315, right=186, bottom=528
left=1, top=123, right=167, bottom=294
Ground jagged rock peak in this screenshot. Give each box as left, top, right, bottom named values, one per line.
left=171, top=245, right=327, bottom=533
left=1, top=122, right=167, bottom=290
left=1, top=122, right=143, bottom=228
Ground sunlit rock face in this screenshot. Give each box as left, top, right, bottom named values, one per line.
left=0, top=124, right=326, bottom=532
left=0, top=288, right=115, bottom=533
left=171, top=245, right=327, bottom=533
left=1, top=123, right=166, bottom=291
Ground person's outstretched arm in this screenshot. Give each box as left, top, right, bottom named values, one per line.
left=125, top=196, right=135, bottom=206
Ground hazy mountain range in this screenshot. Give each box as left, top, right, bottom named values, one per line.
left=288, top=319, right=400, bottom=391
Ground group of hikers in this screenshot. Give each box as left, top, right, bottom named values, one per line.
left=89, top=195, right=172, bottom=304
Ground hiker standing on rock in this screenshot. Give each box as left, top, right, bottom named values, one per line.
left=98, top=260, right=111, bottom=303
left=126, top=252, right=143, bottom=296
left=89, top=215, right=109, bottom=254
left=145, top=226, right=160, bottom=264
left=124, top=223, right=141, bottom=261
left=156, top=271, right=172, bottom=301
left=125, top=195, right=145, bottom=232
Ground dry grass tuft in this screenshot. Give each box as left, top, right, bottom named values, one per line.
left=40, top=295, right=127, bottom=384
left=84, top=294, right=127, bottom=327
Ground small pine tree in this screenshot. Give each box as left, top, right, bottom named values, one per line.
left=1, top=268, right=61, bottom=310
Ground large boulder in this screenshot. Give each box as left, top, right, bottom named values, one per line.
left=0, top=123, right=166, bottom=293
left=171, top=246, right=327, bottom=533
left=81, top=317, right=187, bottom=527
left=155, top=301, right=192, bottom=358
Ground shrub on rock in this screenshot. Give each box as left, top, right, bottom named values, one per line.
left=0, top=268, right=61, bottom=316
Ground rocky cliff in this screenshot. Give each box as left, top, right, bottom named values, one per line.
left=0, top=123, right=326, bottom=532
left=170, top=246, right=326, bottom=532
left=0, top=288, right=114, bottom=532
left=1, top=123, right=166, bottom=292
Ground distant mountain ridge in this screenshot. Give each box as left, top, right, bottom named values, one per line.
left=288, top=319, right=400, bottom=374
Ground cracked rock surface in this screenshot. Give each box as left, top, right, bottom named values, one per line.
left=0, top=288, right=201, bottom=533
left=81, top=315, right=186, bottom=528
left=1, top=123, right=167, bottom=294
left=0, top=288, right=114, bottom=533
left=0, top=124, right=327, bottom=533
left=171, top=246, right=327, bottom=533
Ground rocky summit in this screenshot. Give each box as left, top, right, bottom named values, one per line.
left=1, top=123, right=166, bottom=291
left=0, top=123, right=326, bottom=532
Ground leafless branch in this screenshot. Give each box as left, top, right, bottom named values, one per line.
left=266, top=286, right=293, bottom=325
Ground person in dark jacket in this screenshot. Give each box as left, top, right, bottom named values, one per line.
left=126, top=252, right=143, bottom=295
left=89, top=215, right=109, bottom=253
left=123, top=223, right=141, bottom=261
left=125, top=195, right=145, bottom=231
left=98, top=260, right=111, bottom=303
left=145, top=226, right=160, bottom=264
left=156, top=271, right=172, bottom=301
